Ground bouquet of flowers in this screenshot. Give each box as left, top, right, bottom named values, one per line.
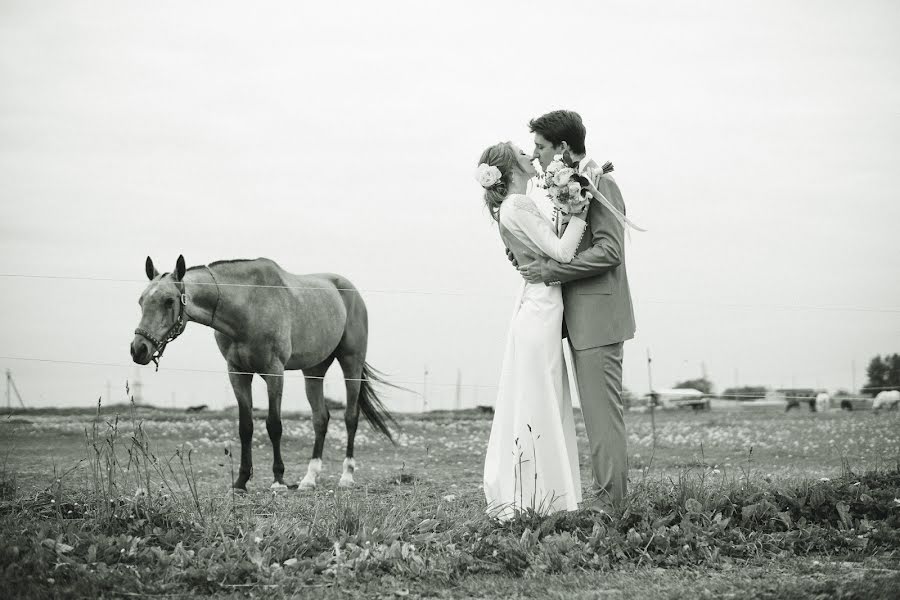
left=540, top=153, right=614, bottom=215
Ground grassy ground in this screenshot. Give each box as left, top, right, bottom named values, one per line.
left=1, top=404, right=899, bottom=598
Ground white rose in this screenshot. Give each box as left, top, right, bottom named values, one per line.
left=546, top=160, right=565, bottom=174
left=475, top=164, right=501, bottom=188
left=553, top=167, right=575, bottom=187
left=567, top=181, right=581, bottom=197
left=548, top=186, right=561, bottom=199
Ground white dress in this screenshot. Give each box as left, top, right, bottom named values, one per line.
left=484, top=194, right=587, bottom=520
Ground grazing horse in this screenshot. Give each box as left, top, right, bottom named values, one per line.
left=873, top=390, right=900, bottom=411
left=130, top=255, right=397, bottom=491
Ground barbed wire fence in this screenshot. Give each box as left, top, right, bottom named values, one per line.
left=1, top=271, right=898, bottom=411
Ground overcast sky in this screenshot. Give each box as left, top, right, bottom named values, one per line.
left=1, top=0, right=898, bottom=412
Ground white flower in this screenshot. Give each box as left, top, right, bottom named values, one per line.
left=567, top=180, right=581, bottom=197
left=553, top=167, right=575, bottom=187
left=475, top=163, right=502, bottom=188
left=548, top=186, right=561, bottom=199
left=546, top=160, right=565, bottom=175
left=443, top=494, right=456, bottom=502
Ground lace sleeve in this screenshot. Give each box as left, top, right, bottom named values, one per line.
left=504, top=195, right=586, bottom=263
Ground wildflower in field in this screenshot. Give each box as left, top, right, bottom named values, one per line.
left=134, top=487, right=147, bottom=500
left=443, top=494, right=456, bottom=502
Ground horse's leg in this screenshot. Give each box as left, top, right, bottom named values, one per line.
left=337, top=351, right=364, bottom=488
left=298, top=357, right=334, bottom=490
left=260, top=367, right=287, bottom=491
left=228, top=371, right=254, bottom=490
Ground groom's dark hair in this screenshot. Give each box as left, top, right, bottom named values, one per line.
left=529, top=110, right=586, bottom=155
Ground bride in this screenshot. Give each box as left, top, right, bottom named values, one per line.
left=476, top=141, right=593, bottom=520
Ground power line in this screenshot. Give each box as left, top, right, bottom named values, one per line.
left=1, top=272, right=899, bottom=313
left=1, top=354, right=896, bottom=399
left=0, top=355, right=494, bottom=390
left=0, top=273, right=501, bottom=298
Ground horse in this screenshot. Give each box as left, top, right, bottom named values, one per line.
left=130, top=255, right=397, bottom=491
left=873, top=390, right=900, bottom=411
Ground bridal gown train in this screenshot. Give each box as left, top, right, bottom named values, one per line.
left=483, top=193, right=586, bottom=520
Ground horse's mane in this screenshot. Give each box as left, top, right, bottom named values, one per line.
left=208, top=259, right=259, bottom=268
left=185, top=258, right=274, bottom=273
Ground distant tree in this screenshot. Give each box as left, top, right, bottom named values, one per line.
left=861, top=354, right=900, bottom=396
left=673, top=377, right=714, bottom=395
left=720, top=386, right=767, bottom=401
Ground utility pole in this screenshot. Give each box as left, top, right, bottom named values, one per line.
left=646, top=349, right=657, bottom=451
left=6, top=370, right=26, bottom=410
left=132, top=368, right=144, bottom=405
left=422, top=366, right=429, bottom=413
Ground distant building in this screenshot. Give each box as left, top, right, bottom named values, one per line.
left=644, top=388, right=710, bottom=410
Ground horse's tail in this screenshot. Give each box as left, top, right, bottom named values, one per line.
left=358, top=363, right=403, bottom=444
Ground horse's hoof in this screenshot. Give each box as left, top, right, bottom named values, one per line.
left=338, top=477, right=355, bottom=488
left=232, top=486, right=247, bottom=494
left=298, top=479, right=317, bottom=491
left=270, top=482, right=289, bottom=492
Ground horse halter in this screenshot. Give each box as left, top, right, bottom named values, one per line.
left=134, top=266, right=221, bottom=371
left=134, top=281, right=188, bottom=372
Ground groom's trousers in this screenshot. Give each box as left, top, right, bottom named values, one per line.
left=569, top=340, right=627, bottom=503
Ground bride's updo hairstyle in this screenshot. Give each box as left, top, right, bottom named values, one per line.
left=476, top=142, right=520, bottom=222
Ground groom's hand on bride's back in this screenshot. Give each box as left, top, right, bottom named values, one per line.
left=507, top=247, right=544, bottom=283
left=517, top=258, right=545, bottom=284
left=505, top=247, right=519, bottom=268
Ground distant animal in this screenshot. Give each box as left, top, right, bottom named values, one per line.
left=186, top=404, right=208, bottom=413
left=815, top=392, right=830, bottom=412
left=873, top=390, right=900, bottom=411
left=130, top=256, right=398, bottom=491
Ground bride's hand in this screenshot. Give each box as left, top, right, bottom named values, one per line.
left=567, top=201, right=589, bottom=220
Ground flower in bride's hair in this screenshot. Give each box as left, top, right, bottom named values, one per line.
left=475, top=163, right=502, bottom=188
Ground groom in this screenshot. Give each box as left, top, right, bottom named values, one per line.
left=514, top=110, right=635, bottom=507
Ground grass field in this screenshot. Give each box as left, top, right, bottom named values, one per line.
left=1, top=404, right=899, bottom=598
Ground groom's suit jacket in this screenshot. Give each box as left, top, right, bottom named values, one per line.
left=541, top=158, right=636, bottom=350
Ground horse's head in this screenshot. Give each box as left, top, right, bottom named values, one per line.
left=131, top=255, right=188, bottom=366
